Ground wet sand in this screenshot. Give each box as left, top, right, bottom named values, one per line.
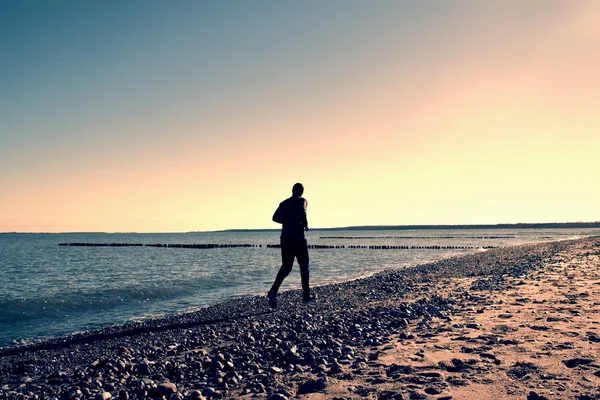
left=1, top=237, right=599, bottom=399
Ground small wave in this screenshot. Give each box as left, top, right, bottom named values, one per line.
left=0, top=279, right=218, bottom=324
left=554, top=235, right=582, bottom=242
left=125, top=304, right=210, bottom=324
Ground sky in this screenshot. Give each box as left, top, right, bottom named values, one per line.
left=1, top=1, right=599, bottom=232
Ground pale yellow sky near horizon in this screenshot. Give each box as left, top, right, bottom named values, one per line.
left=1, top=2, right=599, bottom=232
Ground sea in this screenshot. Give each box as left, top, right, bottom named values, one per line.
left=1, top=228, right=597, bottom=348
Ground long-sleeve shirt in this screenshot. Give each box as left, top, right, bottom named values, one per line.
left=272, top=196, right=308, bottom=240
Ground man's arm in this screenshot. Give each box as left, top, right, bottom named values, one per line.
left=302, top=199, right=309, bottom=231
left=272, top=204, right=284, bottom=224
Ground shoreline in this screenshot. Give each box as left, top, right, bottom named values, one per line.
left=1, top=237, right=599, bottom=399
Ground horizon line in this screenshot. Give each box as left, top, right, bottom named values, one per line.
left=2, top=221, right=600, bottom=235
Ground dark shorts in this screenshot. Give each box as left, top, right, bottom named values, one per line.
left=281, top=238, right=309, bottom=267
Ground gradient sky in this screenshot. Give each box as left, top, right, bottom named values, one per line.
left=1, top=1, right=599, bottom=232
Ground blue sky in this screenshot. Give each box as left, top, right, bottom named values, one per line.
left=2, top=1, right=599, bottom=232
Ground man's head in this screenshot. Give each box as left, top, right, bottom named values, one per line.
left=292, top=183, right=304, bottom=197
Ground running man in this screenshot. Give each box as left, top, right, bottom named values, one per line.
left=267, top=183, right=315, bottom=308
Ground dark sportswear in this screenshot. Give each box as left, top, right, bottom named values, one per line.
left=270, top=195, right=310, bottom=300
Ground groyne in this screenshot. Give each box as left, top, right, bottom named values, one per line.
left=58, top=243, right=496, bottom=250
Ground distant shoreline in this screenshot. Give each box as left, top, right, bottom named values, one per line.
left=2, top=222, right=600, bottom=234
left=216, top=221, right=600, bottom=233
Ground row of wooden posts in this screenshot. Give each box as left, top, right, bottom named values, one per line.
left=59, top=243, right=496, bottom=250
left=320, top=236, right=514, bottom=239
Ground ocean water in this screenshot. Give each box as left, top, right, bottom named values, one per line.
left=0, top=228, right=596, bottom=347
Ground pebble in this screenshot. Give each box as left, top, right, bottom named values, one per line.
left=588, top=334, right=600, bottom=343
left=157, top=382, right=177, bottom=395
left=187, top=390, right=204, bottom=399
left=527, top=391, right=549, bottom=400
left=297, top=377, right=327, bottom=394
left=563, top=358, right=593, bottom=368
left=267, top=394, right=288, bottom=400
left=424, top=387, right=442, bottom=395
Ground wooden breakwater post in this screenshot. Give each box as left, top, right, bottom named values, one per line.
left=59, top=243, right=497, bottom=250
left=58, top=243, right=263, bottom=248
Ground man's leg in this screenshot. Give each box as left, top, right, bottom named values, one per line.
left=296, top=239, right=311, bottom=301
left=270, top=240, right=295, bottom=295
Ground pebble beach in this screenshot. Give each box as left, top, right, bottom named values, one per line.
left=1, top=237, right=599, bottom=400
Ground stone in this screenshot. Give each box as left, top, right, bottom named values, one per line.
left=527, top=391, right=549, bottom=400
left=157, top=382, right=177, bottom=395
left=201, top=387, right=221, bottom=398
left=95, top=393, right=112, bottom=400
left=425, top=387, right=442, bottom=395
left=418, top=372, right=443, bottom=379
left=138, top=362, right=152, bottom=375
left=329, top=362, right=343, bottom=374
left=563, top=358, right=593, bottom=368
left=297, top=377, right=328, bottom=394
left=267, top=394, right=288, bottom=400
left=187, top=390, right=204, bottom=399
left=508, top=362, right=539, bottom=379
left=408, top=391, right=427, bottom=399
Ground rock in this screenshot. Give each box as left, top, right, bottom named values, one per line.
left=297, top=377, right=328, bottom=394
left=187, top=390, right=204, bottom=399
left=508, top=362, right=539, bottom=379
left=408, top=391, right=427, bottom=399
left=329, top=362, right=343, bottom=374
left=267, top=394, right=288, bottom=400
left=563, top=358, right=593, bottom=368
left=116, top=360, right=127, bottom=371
left=379, top=391, right=405, bottom=400
left=399, top=331, right=414, bottom=340
left=138, top=361, right=152, bottom=375
left=588, top=334, right=600, bottom=343
left=95, top=393, right=112, bottom=400
left=313, top=363, right=327, bottom=373
left=440, top=358, right=469, bottom=373
left=157, top=382, right=177, bottom=395
left=479, top=352, right=497, bottom=360
left=418, top=372, right=443, bottom=379
left=530, top=325, right=550, bottom=331
left=201, top=387, right=221, bottom=398
left=527, top=391, right=549, bottom=400
left=424, top=387, right=442, bottom=395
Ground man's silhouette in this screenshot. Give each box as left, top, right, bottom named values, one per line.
left=268, top=183, right=315, bottom=308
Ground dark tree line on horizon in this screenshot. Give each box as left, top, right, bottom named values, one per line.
left=215, top=222, right=600, bottom=233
